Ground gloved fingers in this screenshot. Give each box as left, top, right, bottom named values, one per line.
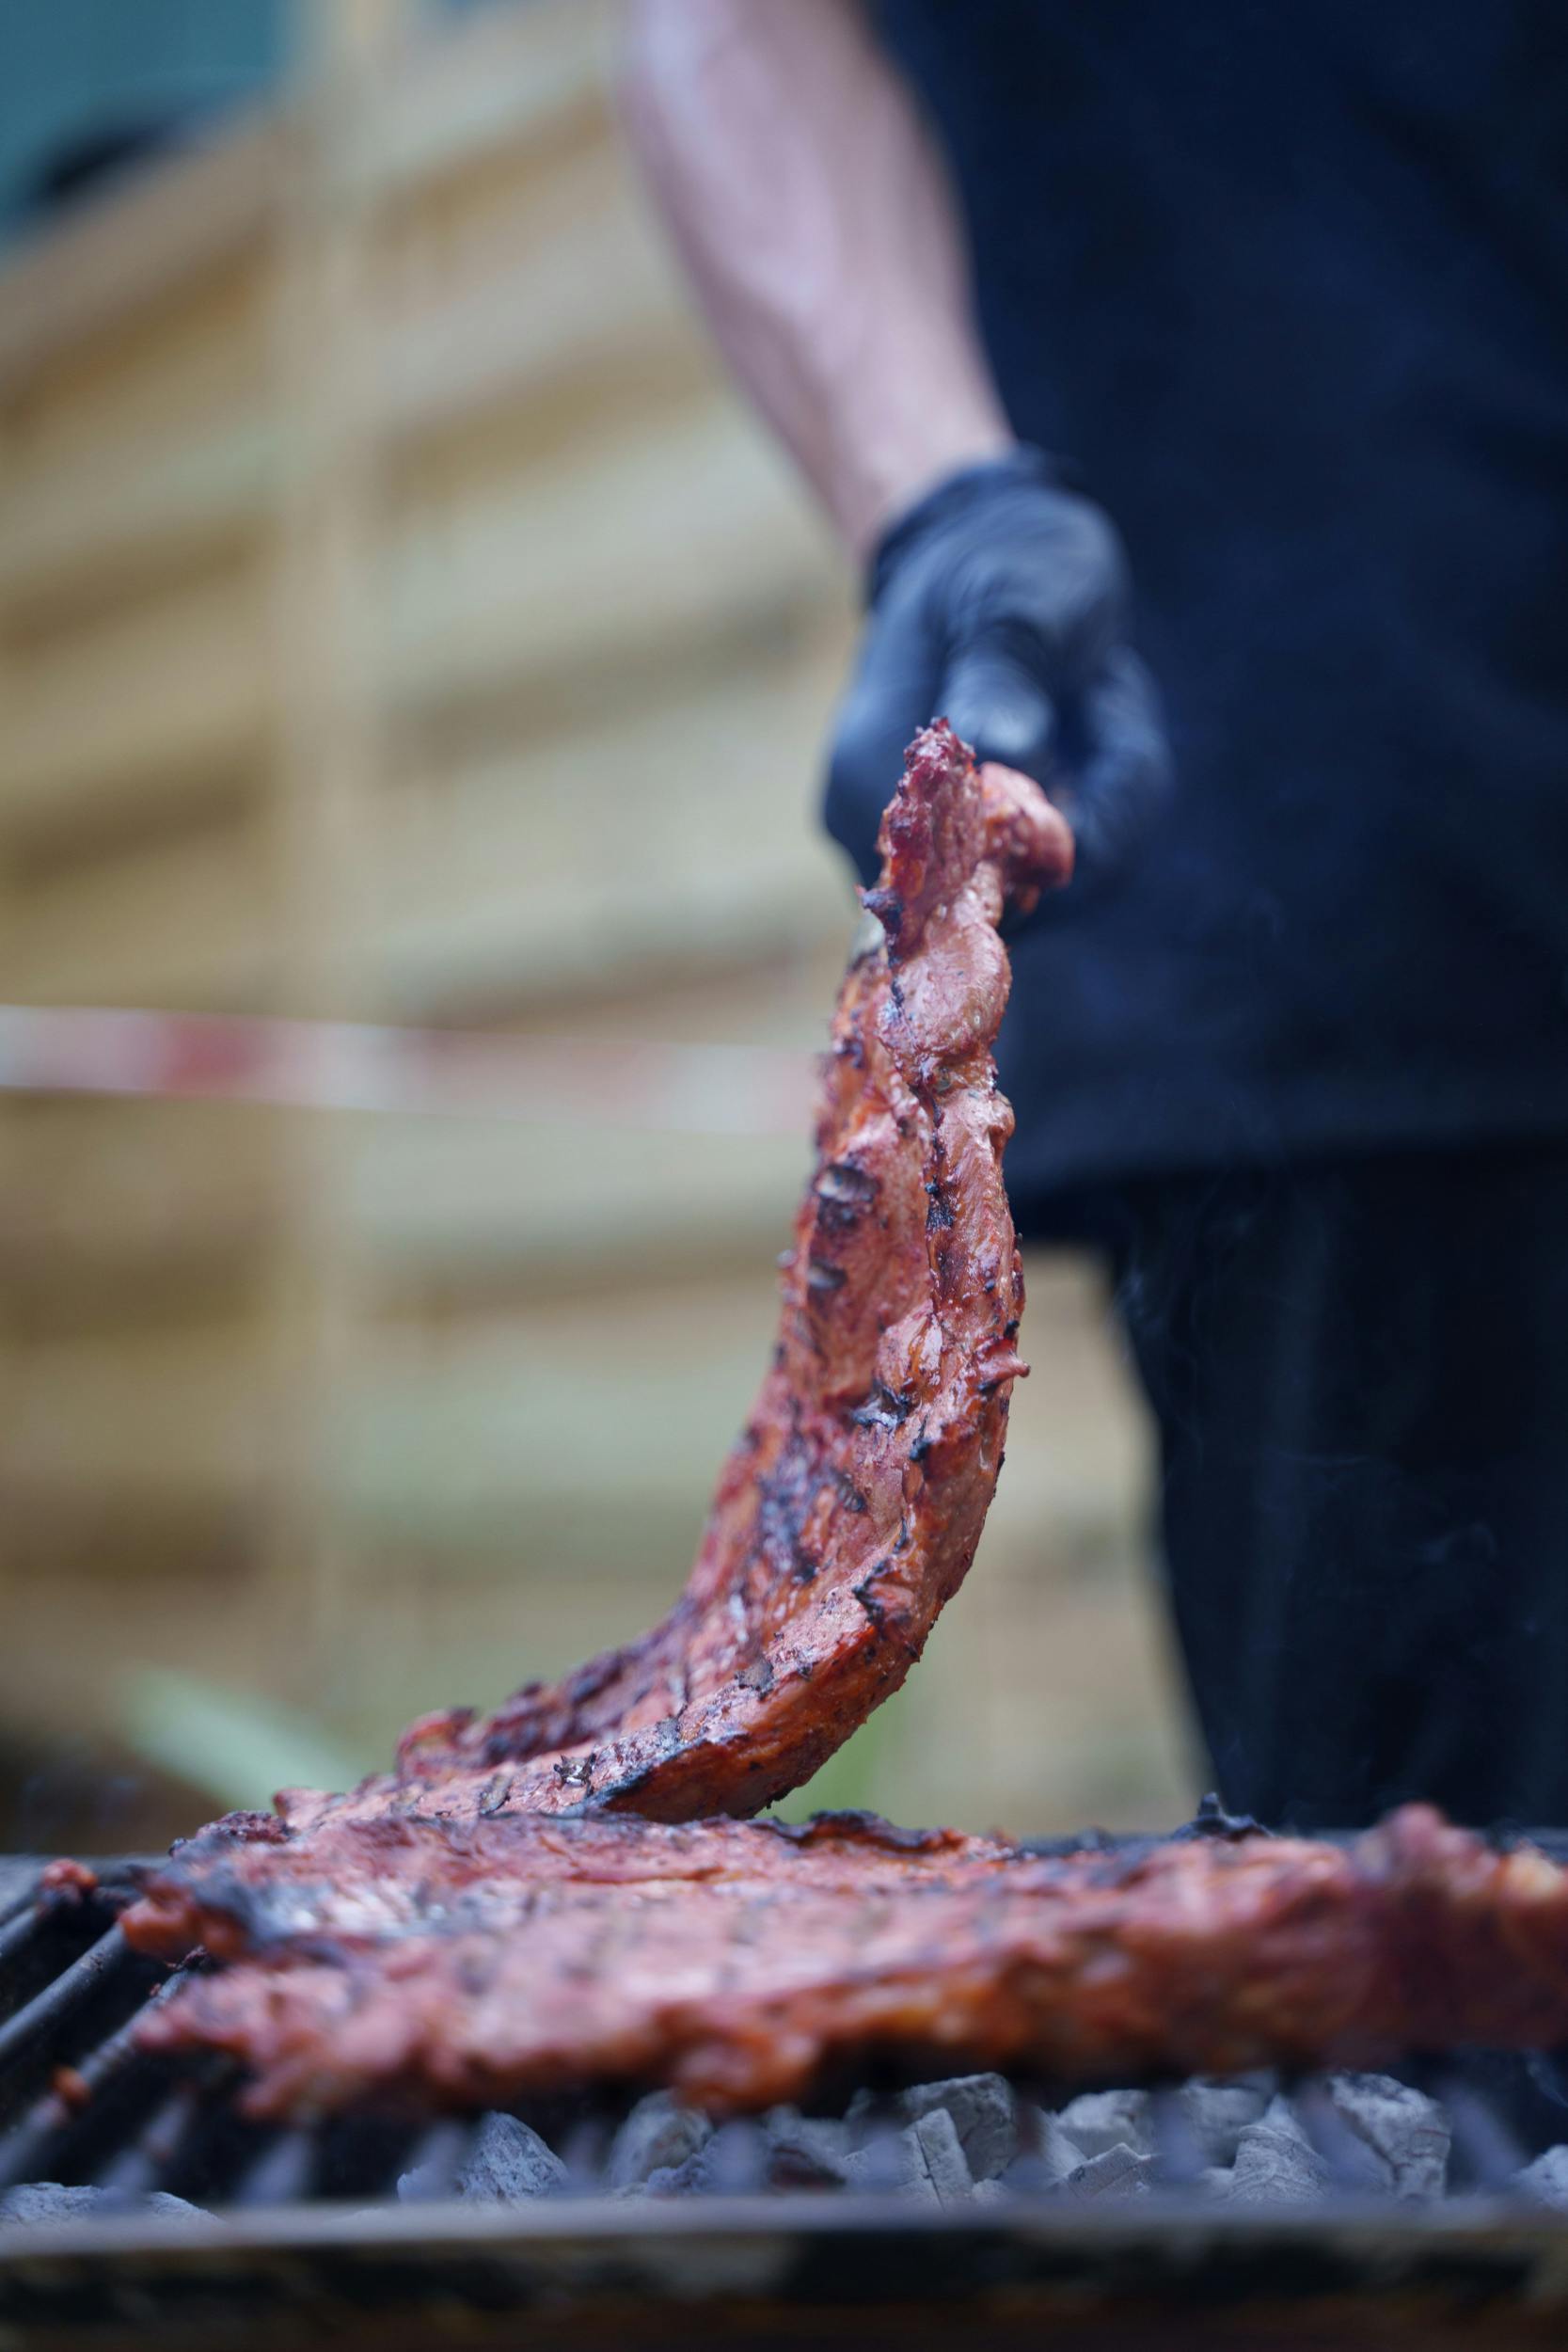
left=955, top=492, right=1129, bottom=685
left=1054, top=647, right=1174, bottom=895
left=937, top=635, right=1058, bottom=786
left=825, top=596, right=942, bottom=889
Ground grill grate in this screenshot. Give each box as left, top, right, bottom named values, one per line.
left=5, top=1855, right=1568, bottom=2346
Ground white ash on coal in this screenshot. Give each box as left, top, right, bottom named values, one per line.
left=1063, top=2143, right=1158, bottom=2200
left=399, top=2111, right=565, bottom=2204
left=847, top=2074, right=1019, bottom=2183
left=843, top=2107, right=974, bottom=2205
left=761, top=2107, right=857, bottom=2189
left=607, top=2091, right=713, bottom=2191
left=1227, top=2103, right=1335, bottom=2205
left=1515, top=2147, right=1568, bottom=2208
left=1012, top=2105, right=1092, bottom=2189
left=0, top=2185, right=214, bottom=2227
left=1319, top=2074, right=1449, bottom=2198
left=1055, top=2089, right=1158, bottom=2160
left=1175, top=2075, right=1272, bottom=2165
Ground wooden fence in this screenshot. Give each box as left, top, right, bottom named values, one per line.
left=0, top=0, right=1191, bottom=1842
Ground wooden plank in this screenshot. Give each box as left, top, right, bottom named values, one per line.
left=372, top=636, right=852, bottom=1014
left=253, top=0, right=400, bottom=1697
left=0, top=116, right=289, bottom=390
left=6, top=255, right=270, bottom=472
left=337, top=1257, right=1148, bottom=1558
left=372, top=86, right=699, bottom=439
left=1, top=804, right=275, bottom=1011
left=0, top=1504, right=284, bottom=1765
left=338, top=0, right=610, bottom=201
left=373, top=191, right=690, bottom=451
left=0, top=412, right=277, bottom=612
left=337, top=1264, right=779, bottom=1544
left=0, top=564, right=271, bottom=834
left=376, top=396, right=842, bottom=714
left=343, top=1109, right=809, bottom=1280
left=0, top=1317, right=270, bottom=1497
left=0, top=1099, right=282, bottom=1290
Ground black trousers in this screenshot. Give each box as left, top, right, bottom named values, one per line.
left=1030, top=1144, right=1568, bottom=1833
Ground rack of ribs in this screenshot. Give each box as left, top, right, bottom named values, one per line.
left=112, top=729, right=1568, bottom=2121
left=275, top=721, right=1071, bottom=1835
left=124, top=1804, right=1568, bottom=2120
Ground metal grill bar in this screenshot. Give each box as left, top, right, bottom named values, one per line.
left=230, top=2125, right=318, bottom=2210
left=0, top=1927, right=143, bottom=2085
left=1147, top=2087, right=1205, bottom=2184
left=1437, top=2070, right=1530, bottom=2190
left=0, top=1906, right=52, bottom=1982
left=94, top=2085, right=203, bottom=2201
left=0, top=1963, right=209, bottom=2197
left=0, top=1867, right=42, bottom=1931
left=394, top=2120, right=471, bottom=2204
left=1291, top=2082, right=1392, bottom=2192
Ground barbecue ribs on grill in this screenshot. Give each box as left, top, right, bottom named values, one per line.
left=126, top=1804, right=1568, bottom=2120
left=286, top=723, right=1069, bottom=1832
left=113, top=733, right=1568, bottom=2122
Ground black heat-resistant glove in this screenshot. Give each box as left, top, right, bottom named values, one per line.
left=826, top=447, right=1172, bottom=895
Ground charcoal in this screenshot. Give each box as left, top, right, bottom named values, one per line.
left=1056, top=2088, right=1156, bottom=2159
left=1177, top=2076, right=1271, bottom=2165
left=638, top=2153, right=709, bottom=2198
left=1260, top=2092, right=1317, bottom=2147
left=1516, top=2147, right=1568, bottom=2209
left=1064, top=2142, right=1156, bottom=2200
left=842, top=2108, right=974, bottom=2205
left=763, top=2107, right=855, bottom=2189
left=702, top=2119, right=771, bottom=2195
left=844, top=2122, right=923, bottom=2196
left=1322, top=2073, right=1449, bottom=2200
left=400, top=2111, right=565, bottom=2204
left=906, top=2107, right=974, bottom=2205
left=615, top=2117, right=769, bottom=2200
left=1010, top=2107, right=1087, bottom=2189
left=0, top=2185, right=213, bottom=2228
left=1513, top=2154, right=1568, bottom=2201
left=1227, top=2113, right=1333, bottom=2204
left=608, top=2091, right=713, bottom=2190
left=848, top=2074, right=1019, bottom=2183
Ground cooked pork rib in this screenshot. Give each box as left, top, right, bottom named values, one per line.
left=283, top=723, right=1070, bottom=1833
left=126, top=1805, right=1568, bottom=2119
left=112, top=739, right=1568, bottom=2126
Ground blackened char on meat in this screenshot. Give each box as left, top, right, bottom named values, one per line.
left=126, top=1804, right=1568, bottom=2120
left=279, top=723, right=1069, bottom=1833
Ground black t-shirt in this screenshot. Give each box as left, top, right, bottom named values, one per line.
left=876, top=0, right=1568, bottom=1202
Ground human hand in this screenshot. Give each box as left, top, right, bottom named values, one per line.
left=826, top=447, right=1172, bottom=896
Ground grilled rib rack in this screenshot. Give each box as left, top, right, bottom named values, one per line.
left=5, top=1839, right=1568, bottom=2350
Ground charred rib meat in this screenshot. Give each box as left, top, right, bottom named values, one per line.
left=126, top=1804, right=1568, bottom=2120
left=284, top=723, right=1070, bottom=1831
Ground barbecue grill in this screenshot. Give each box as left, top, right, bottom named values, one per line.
left=5, top=1822, right=1568, bottom=2350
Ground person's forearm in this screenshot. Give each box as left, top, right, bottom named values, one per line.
left=621, top=0, right=1013, bottom=560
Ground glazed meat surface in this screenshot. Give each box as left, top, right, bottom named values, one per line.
left=127, top=1805, right=1568, bottom=2120
left=277, top=724, right=1069, bottom=1835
